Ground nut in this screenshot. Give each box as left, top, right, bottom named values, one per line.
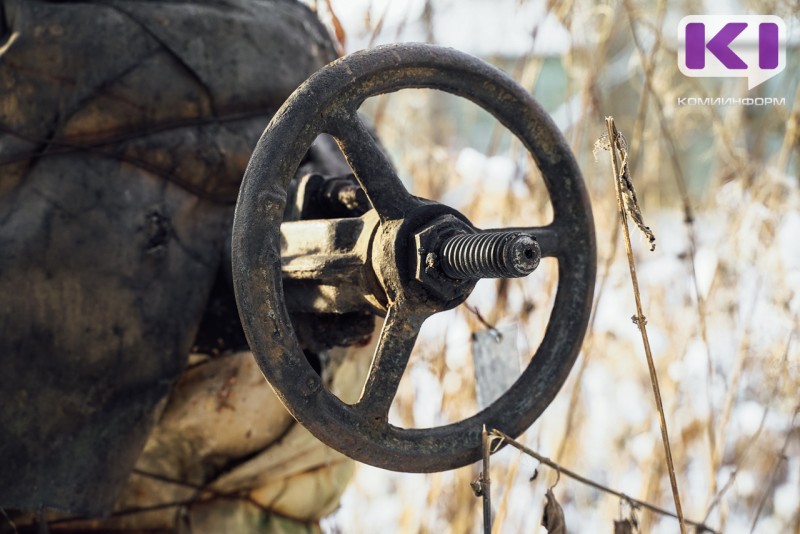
left=411, top=215, right=477, bottom=303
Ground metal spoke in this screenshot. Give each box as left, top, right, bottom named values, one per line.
left=356, top=303, right=425, bottom=420
left=325, top=113, right=418, bottom=221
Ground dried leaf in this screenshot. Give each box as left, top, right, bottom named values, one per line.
left=612, top=131, right=656, bottom=251
left=323, top=0, right=346, bottom=56
left=593, top=131, right=612, bottom=160
left=614, top=519, right=636, bottom=534
left=595, top=129, right=656, bottom=251
left=470, top=477, right=484, bottom=497
left=541, top=489, right=566, bottom=533
left=618, top=159, right=656, bottom=251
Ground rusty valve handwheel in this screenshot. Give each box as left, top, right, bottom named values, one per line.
left=232, top=43, right=596, bottom=472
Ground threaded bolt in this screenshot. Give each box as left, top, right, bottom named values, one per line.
left=438, top=231, right=541, bottom=280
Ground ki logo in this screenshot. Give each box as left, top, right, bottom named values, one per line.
left=678, top=15, right=786, bottom=90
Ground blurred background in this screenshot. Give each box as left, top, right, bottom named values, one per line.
left=304, top=0, right=799, bottom=532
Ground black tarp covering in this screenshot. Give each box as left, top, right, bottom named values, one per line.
left=0, top=0, right=336, bottom=515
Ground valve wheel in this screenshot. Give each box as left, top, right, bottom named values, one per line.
left=232, top=43, right=596, bottom=472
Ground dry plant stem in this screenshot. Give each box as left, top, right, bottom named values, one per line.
left=485, top=50, right=543, bottom=156
left=45, top=467, right=282, bottom=526
left=679, top=75, right=750, bottom=181
left=491, top=430, right=717, bottom=533
left=368, top=2, right=411, bottom=129
left=623, top=2, right=718, bottom=494
left=750, top=405, right=800, bottom=533
left=481, top=425, right=493, bottom=534
left=491, top=445, right=521, bottom=534
left=321, top=0, right=345, bottom=55
left=605, top=117, right=686, bottom=534
left=708, top=281, right=763, bottom=517
left=367, top=0, right=391, bottom=47
left=703, top=404, right=769, bottom=524
left=623, top=6, right=714, bottom=375
left=566, top=5, right=613, bottom=154
left=554, top=220, right=620, bottom=460
left=623, top=0, right=666, bottom=175
left=640, top=456, right=666, bottom=533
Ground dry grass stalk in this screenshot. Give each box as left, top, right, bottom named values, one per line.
left=622, top=2, right=723, bottom=503
left=491, top=430, right=716, bottom=533
left=478, top=425, right=495, bottom=534
left=490, top=449, right=521, bottom=534
left=604, top=116, right=687, bottom=534
left=322, top=0, right=346, bottom=56
left=622, top=0, right=665, bottom=176
left=553, top=220, right=619, bottom=461
left=749, top=405, right=799, bottom=532
left=702, top=403, right=769, bottom=524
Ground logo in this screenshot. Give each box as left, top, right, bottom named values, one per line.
left=678, top=15, right=786, bottom=89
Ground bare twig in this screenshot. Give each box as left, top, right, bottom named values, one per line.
left=46, top=500, right=197, bottom=525
left=367, top=0, right=390, bottom=47
left=703, top=282, right=767, bottom=521
left=45, top=467, right=284, bottom=527
left=750, top=405, right=799, bottom=532
left=491, top=430, right=717, bottom=533
left=623, top=0, right=666, bottom=177
left=490, top=448, right=521, bottom=534
left=554, top=220, right=619, bottom=460
left=605, top=117, right=686, bottom=534
left=623, top=11, right=720, bottom=500
left=368, top=1, right=412, bottom=129
left=480, top=425, right=494, bottom=534
left=322, top=0, right=346, bottom=56
left=703, top=403, right=769, bottom=523
left=466, top=304, right=501, bottom=338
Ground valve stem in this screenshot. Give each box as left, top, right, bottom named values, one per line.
left=439, top=231, right=541, bottom=280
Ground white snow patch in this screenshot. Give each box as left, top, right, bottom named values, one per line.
left=734, top=401, right=765, bottom=436
left=734, top=469, right=756, bottom=498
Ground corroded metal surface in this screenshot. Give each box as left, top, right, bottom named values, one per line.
left=232, top=43, right=597, bottom=472
left=280, top=210, right=386, bottom=314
